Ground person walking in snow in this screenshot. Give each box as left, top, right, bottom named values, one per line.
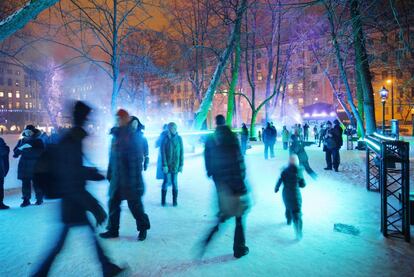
left=275, top=154, right=306, bottom=240
left=155, top=124, right=168, bottom=181
left=303, top=123, right=310, bottom=141
left=200, top=114, right=250, bottom=259
left=13, top=125, right=45, bottom=207
left=240, top=123, right=249, bottom=155
left=289, top=134, right=317, bottom=179
left=161, top=122, right=184, bottom=207
left=100, top=109, right=150, bottom=241
left=281, top=126, right=290, bottom=150
left=32, top=101, right=125, bottom=277
left=263, top=122, right=276, bottom=159
left=0, top=137, right=10, bottom=209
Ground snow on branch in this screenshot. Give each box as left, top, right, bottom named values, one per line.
left=0, top=0, right=60, bottom=42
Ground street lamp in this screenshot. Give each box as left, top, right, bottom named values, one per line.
left=386, top=79, right=394, bottom=119
left=379, top=86, right=389, bottom=134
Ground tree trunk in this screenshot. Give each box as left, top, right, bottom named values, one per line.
left=325, top=1, right=365, bottom=138
left=226, top=31, right=241, bottom=126
left=192, top=0, right=247, bottom=130
left=249, top=110, right=258, bottom=140
left=350, top=0, right=376, bottom=135
left=0, top=0, right=60, bottom=42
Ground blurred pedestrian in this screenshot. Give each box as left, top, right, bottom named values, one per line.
left=0, top=137, right=10, bottom=209
left=155, top=124, right=168, bottom=181
left=263, top=122, right=276, bottom=159
left=161, top=122, right=184, bottom=207
left=323, top=120, right=343, bottom=172
left=303, top=123, right=309, bottom=141
left=275, top=154, right=306, bottom=240
left=258, top=129, right=262, bottom=142
left=290, top=134, right=317, bottom=179
left=13, top=125, right=45, bottom=207
left=318, top=123, right=326, bottom=147
left=100, top=109, right=150, bottom=241
left=240, top=123, right=249, bottom=155
left=200, top=114, right=250, bottom=259
left=281, top=126, right=290, bottom=150
left=31, top=101, right=124, bottom=277
left=313, top=125, right=318, bottom=142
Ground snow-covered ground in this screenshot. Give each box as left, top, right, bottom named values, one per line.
left=0, top=140, right=413, bottom=277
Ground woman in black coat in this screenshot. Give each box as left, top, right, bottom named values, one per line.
left=13, top=125, right=45, bottom=207
left=0, top=137, right=10, bottom=209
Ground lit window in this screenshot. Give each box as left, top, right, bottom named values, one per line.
left=298, top=83, right=303, bottom=90
left=8, top=103, right=12, bottom=109
left=257, top=73, right=263, bottom=81
left=15, top=80, right=19, bottom=86
left=288, top=84, right=294, bottom=90
left=29, top=102, right=33, bottom=109
left=25, top=102, right=29, bottom=109
left=25, top=94, right=29, bottom=98
left=298, top=98, right=304, bottom=105
left=0, top=104, right=4, bottom=109
left=8, top=92, right=12, bottom=98
left=16, top=102, right=20, bottom=108
left=0, top=91, right=4, bottom=97
left=16, top=91, right=20, bottom=98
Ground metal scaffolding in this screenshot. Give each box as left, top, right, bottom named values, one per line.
left=365, top=133, right=410, bottom=242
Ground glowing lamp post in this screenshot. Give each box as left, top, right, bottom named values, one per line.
left=379, top=86, right=389, bottom=134
left=386, top=79, right=394, bottom=119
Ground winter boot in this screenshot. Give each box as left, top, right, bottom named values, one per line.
left=138, top=230, right=147, bottom=241
left=103, top=262, right=125, bottom=277
left=20, top=199, right=31, bottom=207
left=172, top=190, right=178, bottom=207
left=35, top=200, right=43, bottom=206
left=234, top=246, right=249, bottom=258
left=161, top=190, right=167, bottom=206
left=99, top=230, right=119, bottom=239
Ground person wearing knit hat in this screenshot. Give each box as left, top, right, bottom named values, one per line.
left=101, top=109, right=151, bottom=241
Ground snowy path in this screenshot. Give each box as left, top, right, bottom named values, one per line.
left=0, top=143, right=413, bottom=277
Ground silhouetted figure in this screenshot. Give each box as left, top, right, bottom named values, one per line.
left=263, top=123, right=276, bottom=159
left=13, top=125, right=45, bottom=207
left=303, top=123, right=309, bottom=141
left=0, top=137, right=10, bottom=209
left=200, top=114, right=250, bottom=259
left=100, top=109, right=150, bottom=241
left=313, top=125, right=318, bottom=142
left=240, top=123, right=249, bottom=155
left=289, top=134, right=317, bottom=179
left=281, top=126, right=290, bottom=150
left=323, top=120, right=342, bottom=172
left=161, top=122, right=183, bottom=207
left=32, top=101, right=124, bottom=277
left=318, top=124, right=326, bottom=147
left=156, top=124, right=168, bottom=181
left=275, top=155, right=306, bottom=240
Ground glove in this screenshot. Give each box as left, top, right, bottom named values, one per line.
left=274, top=187, right=279, bottom=193
left=143, top=157, right=149, bottom=171
left=163, top=166, right=169, bottom=174
left=178, top=166, right=183, bottom=173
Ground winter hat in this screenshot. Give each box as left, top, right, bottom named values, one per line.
left=73, top=101, right=92, bottom=126
left=333, top=119, right=340, bottom=125
left=24, top=125, right=36, bottom=131
left=215, top=114, right=226, bottom=126
left=116, top=109, right=129, bottom=119
left=326, top=120, right=332, bottom=126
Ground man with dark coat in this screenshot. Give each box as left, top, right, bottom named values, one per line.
left=0, top=137, right=10, bottom=209
left=323, top=120, right=343, bottom=172
left=13, top=125, right=45, bottom=207
left=263, top=122, right=276, bottom=159
left=155, top=124, right=168, bottom=181
left=240, top=123, right=249, bottom=155
left=100, top=109, right=150, bottom=241
left=200, top=114, right=250, bottom=259
left=275, top=155, right=306, bottom=239
left=32, top=101, right=124, bottom=277
left=161, top=122, right=183, bottom=207
left=303, top=123, right=310, bottom=141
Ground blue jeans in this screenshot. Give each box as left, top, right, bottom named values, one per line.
left=162, top=172, right=178, bottom=191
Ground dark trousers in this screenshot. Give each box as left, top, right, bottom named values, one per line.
left=32, top=223, right=112, bottom=276
left=285, top=208, right=303, bottom=235
left=162, top=172, right=178, bottom=191
left=283, top=142, right=288, bottom=150
left=241, top=140, right=247, bottom=155
left=203, top=216, right=247, bottom=255
left=300, top=159, right=317, bottom=178
left=325, top=148, right=340, bottom=169
left=107, top=193, right=150, bottom=232
left=0, top=177, right=4, bottom=203
left=21, top=178, right=43, bottom=201
left=264, top=143, right=275, bottom=159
